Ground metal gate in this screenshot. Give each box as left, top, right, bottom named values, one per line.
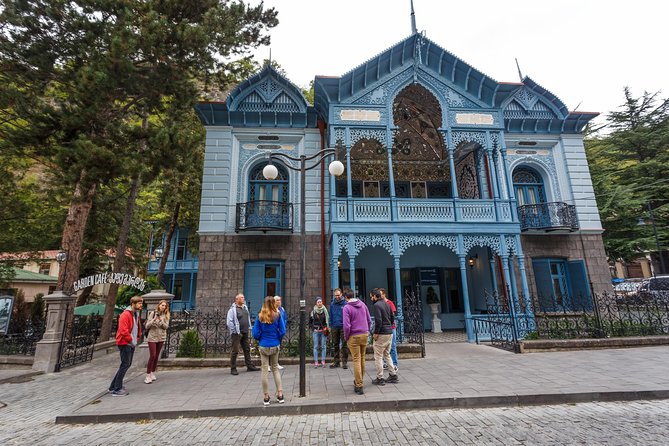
left=471, top=288, right=535, bottom=353
left=400, top=284, right=425, bottom=357
left=56, top=304, right=102, bottom=372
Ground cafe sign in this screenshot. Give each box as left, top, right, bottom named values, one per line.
left=73, top=273, right=147, bottom=292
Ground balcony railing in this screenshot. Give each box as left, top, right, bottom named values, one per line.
left=235, top=200, right=293, bottom=232
left=148, top=259, right=198, bottom=272
left=517, top=202, right=579, bottom=232
left=332, top=198, right=514, bottom=223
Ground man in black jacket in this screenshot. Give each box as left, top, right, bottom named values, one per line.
left=370, top=288, right=398, bottom=385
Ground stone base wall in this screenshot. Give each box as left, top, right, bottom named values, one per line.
left=520, top=232, right=612, bottom=296
left=196, top=234, right=329, bottom=312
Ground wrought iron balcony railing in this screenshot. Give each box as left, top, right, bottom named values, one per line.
left=517, top=202, right=579, bottom=232
left=235, top=200, right=293, bottom=232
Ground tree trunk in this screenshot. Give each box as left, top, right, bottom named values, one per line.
left=99, top=172, right=143, bottom=341
left=58, top=178, right=97, bottom=296
left=157, top=202, right=180, bottom=289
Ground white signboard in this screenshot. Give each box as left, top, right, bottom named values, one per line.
left=339, top=109, right=381, bottom=122
left=455, top=113, right=495, bottom=125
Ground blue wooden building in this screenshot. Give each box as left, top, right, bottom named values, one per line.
left=193, top=23, right=611, bottom=341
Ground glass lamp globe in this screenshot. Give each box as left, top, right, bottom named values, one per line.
left=263, top=163, right=279, bottom=180
left=328, top=160, right=345, bottom=177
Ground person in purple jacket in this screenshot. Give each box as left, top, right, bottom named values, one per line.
left=343, top=288, right=371, bottom=395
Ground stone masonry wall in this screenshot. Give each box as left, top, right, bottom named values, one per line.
left=520, top=233, right=612, bottom=296
left=195, top=234, right=329, bottom=313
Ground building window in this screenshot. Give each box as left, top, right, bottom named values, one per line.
left=249, top=163, right=288, bottom=203
left=172, top=279, right=183, bottom=300
left=38, top=263, right=51, bottom=275
left=176, top=239, right=186, bottom=261
left=513, top=167, right=546, bottom=205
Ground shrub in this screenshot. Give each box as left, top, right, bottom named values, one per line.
left=176, top=330, right=204, bottom=358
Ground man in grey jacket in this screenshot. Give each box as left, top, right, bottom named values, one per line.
left=226, top=293, right=259, bottom=375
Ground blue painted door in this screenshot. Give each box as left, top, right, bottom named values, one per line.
left=244, top=261, right=284, bottom=317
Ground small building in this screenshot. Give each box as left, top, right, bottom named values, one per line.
left=1, top=267, right=57, bottom=302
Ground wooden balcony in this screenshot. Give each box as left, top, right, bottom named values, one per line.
left=517, top=202, right=579, bottom=232
left=235, top=200, right=293, bottom=232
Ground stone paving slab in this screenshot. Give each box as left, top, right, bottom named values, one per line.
left=54, top=342, right=669, bottom=424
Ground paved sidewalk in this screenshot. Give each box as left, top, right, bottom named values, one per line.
left=50, top=342, right=669, bottom=424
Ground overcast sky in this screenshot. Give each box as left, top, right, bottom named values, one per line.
left=250, top=0, right=668, bottom=129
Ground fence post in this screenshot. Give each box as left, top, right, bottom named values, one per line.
left=592, top=291, right=604, bottom=338
left=507, top=285, right=520, bottom=353
left=32, top=291, right=76, bottom=373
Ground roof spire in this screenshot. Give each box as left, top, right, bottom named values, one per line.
left=268, top=48, right=272, bottom=67
left=410, top=0, right=417, bottom=34
left=515, top=58, right=524, bottom=82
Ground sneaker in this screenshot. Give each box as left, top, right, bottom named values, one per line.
left=320, top=361, right=326, bottom=367
left=314, top=362, right=319, bottom=368
left=277, top=394, right=285, bottom=404
left=383, top=363, right=388, bottom=370
left=150, top=372, right=156, bottom=381
left=386, top=374, right=399, bottom=384
left=277, top=364, right=284, bottom=370
left=268, top=366, right=272, bottom=372
left=263, top=396, right=270, bottom=406
left=372, top=377, right=385, bottom=386
left=111, top=389, right=129, bottom=397
left=144, top=375, right=152, bottom=384
left=231, top=368, right=238, bottom=375
left=247, top=365, right=259, bottom=372
left=354, top=386, right=364, bottom=395
left=342, top=363, right=348, bottom=369
left=329, top=363, right=340, bottom=369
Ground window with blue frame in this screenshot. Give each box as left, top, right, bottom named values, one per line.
left=532, top=258, right=592, bottom=311
left=247, top=164, right=290, bottom=229
left=244, top=261, right=284, bottom=316
left=513, top=167, right=546, bottom=206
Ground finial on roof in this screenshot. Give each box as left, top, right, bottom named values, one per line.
left=268, top=48, right=272, bottom=66
left=410, top=0, right=417, bottom=34
left=515, top=58, right=524, bottom=82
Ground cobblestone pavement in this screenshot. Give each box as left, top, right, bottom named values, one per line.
left=2, top=345, right=669, bottom=445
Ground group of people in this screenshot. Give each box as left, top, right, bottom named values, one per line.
left=108, top=287, right=401, bottom=402
left=108, top=295, right=170, bottom=397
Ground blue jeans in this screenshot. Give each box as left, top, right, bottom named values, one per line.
left=390, top=328, right=398, bottom=367
left=109, top=344, right=134, bottom=392
left=313, top=331, right=326, bottom=362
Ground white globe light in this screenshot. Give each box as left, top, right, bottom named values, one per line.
left=263, top=163, right=278, bottom=180
left=328, top=160, right=345, bottom=177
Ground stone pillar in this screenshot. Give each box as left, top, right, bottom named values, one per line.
left=141, top=289, right=175, bottom=313
left=458, top=255, right=474, bottom=342
left=32, top=291, right=76, bottom=373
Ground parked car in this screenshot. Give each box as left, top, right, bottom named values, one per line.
left=637, top=276, right=669, bottom=302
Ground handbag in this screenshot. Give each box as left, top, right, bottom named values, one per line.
left=322, top=327, right=330, bottom=337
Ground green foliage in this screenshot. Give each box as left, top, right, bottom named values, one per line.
left=30, top=294, right=46, bottom=322
left=176, top=330, right=204, bottom=358
left=116, top=275, right=159, bottom=308
left=585, top=88, right=669, bottom=261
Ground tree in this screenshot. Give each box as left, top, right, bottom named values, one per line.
left=585, top=88, right=669, bottom=262
left=1, top=1, right=278, bottom=339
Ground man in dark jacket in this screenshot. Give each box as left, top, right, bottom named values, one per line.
left=329, top=288, right=349, bottom=369
left=371, top=288, right=398, bottom=386
left=109, top=295, right=143, bottom=396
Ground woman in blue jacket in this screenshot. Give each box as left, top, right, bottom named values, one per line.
left=252, top=296, right=286, bottom=406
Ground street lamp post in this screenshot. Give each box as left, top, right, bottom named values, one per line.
left=638, top=202, right=666, bottom=276
left=56, top=250, right=68, bottom=292
left=263, top=148, right=344, bottom=397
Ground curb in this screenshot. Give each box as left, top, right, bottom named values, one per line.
left=0, top=370, right=43, bottom=385
left=55, top=389, right=669, bottom=425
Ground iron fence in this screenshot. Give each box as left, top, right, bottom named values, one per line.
left=0, top=318, right=46, bottom=355
left=472, top=289, right=669, bottom=352
left=163, top=301, right=426, bottom=359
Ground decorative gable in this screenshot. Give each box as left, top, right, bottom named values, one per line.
left=227, top=65, right=308, bottom=114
